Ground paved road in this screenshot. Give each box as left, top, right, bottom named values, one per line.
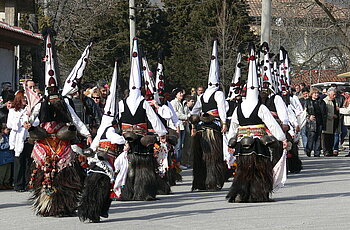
left=1, top=152, right=350, bottom=230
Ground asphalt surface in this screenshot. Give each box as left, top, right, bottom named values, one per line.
left=1, top=151, right=350, bottom=230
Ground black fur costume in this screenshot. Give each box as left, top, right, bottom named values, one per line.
left=78, top=159, right=113, bottom=223
left=165, top=146, right=182, bottom=187
left=191, top=119, right=226, bottom=191
left=287, top=141, right=302, bottom=174
left=120, top=137, right=159, bottom=201
left=226, top=138, right=273, bottom=203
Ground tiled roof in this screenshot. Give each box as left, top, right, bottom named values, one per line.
left=292, top=69, right=343, bottom=86
left=0, top=21, right=42, bottom=40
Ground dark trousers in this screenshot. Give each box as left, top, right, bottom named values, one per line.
left=306, top=125, right=322, bottom=156
left=13, top=143, right=33, bottom=190
left=321, top=133, right=334, bottom=156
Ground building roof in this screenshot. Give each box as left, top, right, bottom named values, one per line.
left=293, top=69, right=344, bottom=86
left=0, top=21, right=42, bottom=46
left=0, top=0, right=35, bottom=13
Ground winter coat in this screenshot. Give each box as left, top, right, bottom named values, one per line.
left=339, top=102, right=350, bottom=126
left=0, top=134, right=14, bottom=165
left=6, top=108, right=29, bottom=157
left=322, top=96, right=339, bottom=134
left=304, top=98, right=326, bottom=132
left=170, top=98, right=188, bottom=130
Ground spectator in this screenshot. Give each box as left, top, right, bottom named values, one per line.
left=339, top=91, right=350, bottom=157
left=329, top=85, right=344, bottom=155
left=299, top=88, right=310, bottom=108
left=171, top=88, right=189, bottom=169
left=299, top=82, right=306, bottom=90
left=299, top=87, right=310, bottom=149
left=68, top=90, right=102, bottom=131
left=319, top=88, right=328, bottom=100
left=196, top=86, right=204, bottom=101
left=184, top=95, right=196, bottom=112
left=295, top=85, right=301, bottom=96
left=341, top=90, right=350, bottom=149
left=1, top=82, right=13, bottom=98
left=0, top=124, right=14, bottom=190
left=91, top=90, right=104, bottom=113
left=0, top=92, right=15, bottom=124
left=26, top=80, right=35, bottom=90
left=7, top=90, right=33, bottom=192
left=322, top=88, right=339, bottom=157
left=304, top=88, right=325, bottom=157
left=181, top=95, right=196, bottom=168
left=190, top=88, right=196, bottom=96
left=99, top=86, right=109, bottom=107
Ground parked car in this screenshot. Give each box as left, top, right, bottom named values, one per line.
left=311, top=82, right=350, bottom=92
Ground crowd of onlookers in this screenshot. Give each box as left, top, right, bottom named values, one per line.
left=295, top=82, right=350, bottom=157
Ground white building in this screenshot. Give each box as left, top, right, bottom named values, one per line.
left=0, top=0, right=42, bottom=92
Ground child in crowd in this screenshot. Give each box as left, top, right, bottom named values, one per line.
left=0, top=123, right=14, bottom=190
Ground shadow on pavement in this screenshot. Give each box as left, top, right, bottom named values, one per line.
left=106, top=203, right=269, bottom=223
left=0, top=202, right=30, bottom=209
left=276, top=191, right=350, bottom=202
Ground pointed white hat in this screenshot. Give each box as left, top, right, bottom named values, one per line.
left=91, top=61, right=119, bottom=150
left=61, top=42, right=93, bottom=96
left=126, top=38, right=143, bottom=115
left=261, top=42, right=275, bottom=94
left=227, top=53, right=242, bottom=100
left=279, top=47, right=288, bottom=93
left=241, top=45, right=259, bottom=117
left=155, top=51, right=165, bottom=99
left=284, top=53, right=291, bottom=91
left=141, top=55, right=156, bottom=100
left=203, top=40, right=220, bottom=102
left=44, top=34, right=58, bottom=94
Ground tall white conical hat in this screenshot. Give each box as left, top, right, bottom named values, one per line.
left=260, top=42, right=275, bottom=94
left=104, top=62, right=119, bottom=118
left=227, top=53, right=242, bottom=100
left=241, top=45, right=259, bottom=117
left=203, top=40, right=220, bottom=102
left=279, top=47, right=288, bottom=93
left=61, top=41, right=93, bottom=96
left=141, top=55, right=157, bottom=100
left=91, top=61, right=119, bottom=150
left=284, top=52, right=291, bottom=91
left=126, top=38, right=143, bottom=115
left=155, top=50, right=165, bottom=102
left=43, top=33, right=58, bottom=94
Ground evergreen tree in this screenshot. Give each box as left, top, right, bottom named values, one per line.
left=162, top=0, right=256, bottom=92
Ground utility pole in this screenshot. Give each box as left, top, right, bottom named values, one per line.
left=261, top=0, right=271, bottom=44
left=129, top=0, right=136, bottom=56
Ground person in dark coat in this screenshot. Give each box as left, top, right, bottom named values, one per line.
left=304, top=88, right=326, bottom=157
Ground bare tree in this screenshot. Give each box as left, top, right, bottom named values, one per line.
left=267, top=0, right=350, bottom=84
